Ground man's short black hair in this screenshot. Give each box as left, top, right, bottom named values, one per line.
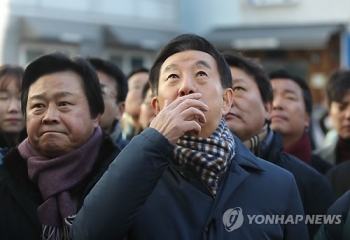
left=149, top=34, right=232, bottom=95
left=222, top=50, right=273, bottom=104
left=22, top=52, right=104, bottom=118
left=87, top=57, right=128, bottom=104
left=127, top=67, right=149, bottom=81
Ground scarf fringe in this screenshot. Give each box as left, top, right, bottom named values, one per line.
left=41, top=215, right=76, bottom=240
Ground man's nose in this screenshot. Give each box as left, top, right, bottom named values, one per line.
left=178, top=77, right=197, bottom=97
left=272, top=94, right=284, bottom=110
left=42, top=104, right=59, bottom=123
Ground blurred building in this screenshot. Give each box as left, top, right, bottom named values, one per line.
left=1, top=0, right=350, bottom=103
left=0, top=0, right=181, bottom=74
left=180, top=0, right=350, bottom=105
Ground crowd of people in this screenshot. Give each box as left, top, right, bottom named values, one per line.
left=0, top=33, right=349, bottom=240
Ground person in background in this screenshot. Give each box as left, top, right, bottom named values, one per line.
left=0, top=65, right=27, bottom=162
left=121, top=67, right=149, bottom=140
left=71, top=34, right=308, bottom=240
left=222, top=51, right=335, bottom=238
left=0, top=53, right=121, bottom=240
left=138, top=82, right=156, bottom=131
left=315, top=69, right=350, bottom=200
left=314, top=69, right=350, bottom=165
left=314, top=190, right=350, bottom=240
left=87, top=57, right=129, bottom=149
left=326, top=160, right=350, bottom=200
left=269, top=69, right=333, bottom=175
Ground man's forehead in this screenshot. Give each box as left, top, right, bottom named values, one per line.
left=161, top=51, right=216, bottom=71
left=271, top=79, right=302, bottom=92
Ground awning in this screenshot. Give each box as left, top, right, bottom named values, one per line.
left=21, top=17, right=102, bottom=43
left=107, top=26, right=179, bottom=50
left=205, top=24, right=345, bottom=50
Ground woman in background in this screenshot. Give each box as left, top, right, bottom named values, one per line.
left=0, top=65, right=26, bottom=163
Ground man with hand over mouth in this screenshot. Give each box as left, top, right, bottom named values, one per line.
left=71, top=34, right=308, bottom=240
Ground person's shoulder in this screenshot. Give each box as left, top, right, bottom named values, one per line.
left=328, top=190, right=350, bottom=215
left=0, top=148, right=23, bottom=189
left=326, top=161, right=350, bottom=187
left=327, top=160, right=350, bottom=174
left=310, top=153, right=333, bottom=175
left=257, top=156, right=296, bottom=180
left=281, top=151, right=327, bottom=178
left=233, top=136, right=293, bottom=177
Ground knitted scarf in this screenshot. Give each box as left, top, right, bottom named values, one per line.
left=18, top=127, right=103, bottom=240
left=174, top=118, right=235, bottom=196
left=243, top=123, right=268, bottom=156
left=283, top=132, right=311, bottom=164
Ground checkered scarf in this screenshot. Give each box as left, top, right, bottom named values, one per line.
left=243, top=123, right=268, bottom=156
left=174, top=118, right=235, bottom=196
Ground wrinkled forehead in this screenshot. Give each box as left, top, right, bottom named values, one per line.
left=160, top=50, right=217, bottom=73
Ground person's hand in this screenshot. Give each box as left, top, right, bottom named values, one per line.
left=149, top=93, right=209, bottom=144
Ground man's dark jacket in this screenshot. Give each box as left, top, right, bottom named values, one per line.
left=71, top=128, right=308, bottom=240
left=261, top=131, right=335, bottom=238
left=0, top=133, right=120, bottom=240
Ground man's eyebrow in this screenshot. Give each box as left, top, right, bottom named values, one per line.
left=273, top=88, right=298, bottom=94
left=29, top=92, right=74, bottom=100
left=232, top=78, right=245, bottom=84
left=163, top=63, right=178, bottom=73
left=283, top=89, right=298, bottom=95
left=163, top=60, right=212, bottom=73
left=195, top=60, right=211, bottom=70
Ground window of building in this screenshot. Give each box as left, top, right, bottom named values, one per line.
left=106, top=49, right=154, bottom=75
left=19, top=43, right=78, bottom=66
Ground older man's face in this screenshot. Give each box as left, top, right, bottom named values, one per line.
left=226, top=67, right=271, bottom=142
left=152, top=50, right=233, bottom=138
left=26, top=71, right=100, bottom=158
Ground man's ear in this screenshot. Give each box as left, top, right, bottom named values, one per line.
left=115, top=102, right=125, bottom=120
left=264, top=101, right=273, bottom=122
left=93, top=114, right=101, bottom=127
left=304, top=112, right=310, bottom=129
left=151, top=96, right=160, bottom=114
left=222, top=88, right=234, bottom=116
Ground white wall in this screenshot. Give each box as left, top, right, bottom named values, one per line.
left=236, top=0, right=350, bottom=25
left=9, top=0, right=179, bottom=30
left=181, top=0, right=350, bottom=35
left=180, top=0, right=240, bottom=34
